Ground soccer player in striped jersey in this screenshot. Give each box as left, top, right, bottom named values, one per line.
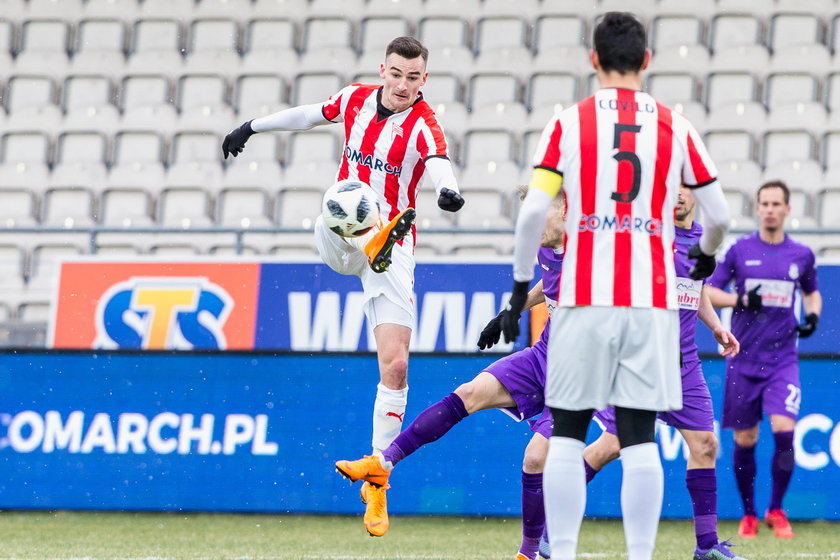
left=335, top=189, right=565, bottom=559
left=566, top=185, right=746, bottom=560
left=222, top=36, right=465, bottom=537
left=501, top=12, right=730, bottom=560
left=705, top=180, right=821, bottom=539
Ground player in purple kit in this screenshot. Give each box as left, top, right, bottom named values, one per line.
left=543, top=185, right=744, bottom=560
left=335, top=188, right=565, bottom=560
left=705, top=180, right=822, bottom=540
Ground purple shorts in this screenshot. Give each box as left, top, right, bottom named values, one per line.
left=527, top=407, right=553, bottom=439
left=593, top=359, right=715, bottom=434
left=722, top=359, right=801, bottom=430
left=484, top=339, right=547, bottom=431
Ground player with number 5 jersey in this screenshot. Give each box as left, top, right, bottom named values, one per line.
left=499, top=12, right=731, bottom=560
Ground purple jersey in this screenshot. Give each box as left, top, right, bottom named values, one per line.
left=536, top=246, right=564, bottom=344
left=707, top=232, right=818, bottom=369
left=674, top=222, right=704, bottom=361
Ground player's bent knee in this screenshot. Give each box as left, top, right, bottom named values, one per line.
left=733, top=429, right=759, bottom=448
left=692, top=432, right=718, bottom=462
left=522, top=450, right=547, bottom=473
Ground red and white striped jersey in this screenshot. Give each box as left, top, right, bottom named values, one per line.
left=321, top=83, right=449, bottom=222
left=532, top=88, right=717, bottom=310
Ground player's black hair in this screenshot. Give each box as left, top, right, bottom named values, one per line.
left=757, top=180, right=791, bottom=205
left=386, top=36, right=429, bottom=64
left=593, top=12, right=647, bottom=75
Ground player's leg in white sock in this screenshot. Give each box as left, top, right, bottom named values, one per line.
left=543, top=436, right=587, bottom=560
left=620, top=442, right=663, bottom=560
left=372, top=382, right=408, bottom=453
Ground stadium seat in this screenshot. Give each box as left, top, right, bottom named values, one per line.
left=822, top=131, right=840, bottom=168
left=0, top=131, right=51, bottom=189
left=467, top=103, right=529, bottom=133
left=414, top=186, right=455, bottom=230
left=16, top=301, right=51, bottom=324
left=194, top=0, right=255, bottom=19
left=70, top=18, right=127, bottom=74
left=671, top=101, right=708, bottom=133
left=646, top=72, right=698, bottom=106
left=217, top=187, right=274, bottom=227
left=176, top=73, right=235, bottom=132
left=282, top=161, right=338, bottom=187
left=767, top=102, right=828, bottom=133
left=286, top=130, right=340, bottom=165
left=769, top=44, right=832, bottom=74
left=99, top=187, right=155, bottom=227
left=0, top=244, right=25, bottom=293
left=710, top=44, right=771, bottom=74
left=651, top=15, right=704, bottom=52
left=762, top=130, right=817, bottom=167
left=468, top=73, right=521, bottom=111
left=475, top=16, right=529, bottom=54
left=717, top=159, right=763, bottom=191
left=41, top=187, right=96, bottom=228
left=110, top=129, right=166, bottom=178
left=250, top=0, right=308, bottom=18
left=0, top=187, right=38, bottom=228
left=127, top=19, right=184, bottom=77
left=242, top=18, right=298, bottom=73
left=420, top=72, right=462, bottom=104
left=307, top=0, right=365, bottom=16
left=648, top=44, right=710, bottom=76
left=302, top=16, right=353, bottom=53
left=417, top=16, right=470, bottom=50
left=480, top=0, right=540, bottom=16
left=366, top=0, right=424, bottom=16
left=527, top=72, right=578, bottom=112
left=49, top=131, right=109, bottom=190
left=709, top=14, right=763, bottom=53
left=462, top=129, right=516, bottom=167
left=769, top=13, right=822, bottom=53
left=428, top=101, right=468, bottom=137
left=276, top=187, right=323, bottom=229
left=62, top=74, right=121, bottom=133
left=764, top=73, right=818, bottom=109
left=15, top=19, right=71, bottom=75
left=0, top=19, right=12, bottom=79
left=166, top=132, right=224, bottom=190
left=223, top=159, right=284, bottom=189
left=83, top=0, right=141, bottom=20
left=158, top=186, right=214, bottom=228
left=817, top=189, right=840, bottom=228
left=185, top=18, right=242, bottom=75
left=292, top=72, right=344, bottom=105
left=421, top=0, right=481, bottom=17
left=705, top=72, right=758, bottom=110
left=5, top=75, right=62, bottom=134
left=359, top=17, right=411, bottom=56
left=704, top=130, right=756, bottom=164
left=599, top=0, right=656, bottom=17
left=459, top=160, right=521, bottom=192
left=706, top=101, right=767, bottom=134
left=234, top=73, right=288, bottom=118
left=93, top=242, right=143, bottom=255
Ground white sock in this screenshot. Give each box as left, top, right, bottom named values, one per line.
left=620, top=442, right=664, bottom=560
left=372, top=383, right=408, bottom=454
left=544, top=437, right=587, bottom=560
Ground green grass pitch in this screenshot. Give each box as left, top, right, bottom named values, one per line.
left=2, top=512, right=838, bottom=559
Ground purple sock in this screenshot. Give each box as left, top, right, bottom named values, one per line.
left=733, top=443, right=757, bottom=517
left=769, top=431, right=795, bottom=511
left=519, top=471, right=544, bottom=559
left=687, top=468, right=719, bottom=550
left=381, top=393, right=468, bottom=467
left=584, top=459, right=598, bottom=483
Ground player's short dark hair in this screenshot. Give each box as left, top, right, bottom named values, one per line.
left=593, top=12, right=647, bottom=75
left=386, top=36, right=428, bottom=64
left=757, top=180, right=791, bottom=205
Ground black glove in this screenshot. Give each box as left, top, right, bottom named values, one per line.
left=477, top=311, right=504, bottom=350
left=736, top=285, right=762, bottom=311
left=687, top=243, right=716, bottom=280
left=437, top=187, right=465, bottom=212
left=797, top=312, right=819, bottom=338
left=222, top=120, right=255, bottom=159
left=501, top=281, right=530, bottom=344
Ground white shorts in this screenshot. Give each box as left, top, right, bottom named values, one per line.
left=314, top=215, right=415, bottom=329
left=545, top=306, right=682, bottom=412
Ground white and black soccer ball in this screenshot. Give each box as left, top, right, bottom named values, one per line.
left=321, top=179, right=381, bottom=237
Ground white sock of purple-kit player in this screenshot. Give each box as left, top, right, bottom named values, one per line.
left=543, top=437, right=586, bottom=560
left=620, top=442, right=664, bottom=560
left=372, top=383, right=408, bottom=454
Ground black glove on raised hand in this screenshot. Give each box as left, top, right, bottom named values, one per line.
left=437, top=187, right=465, bottom=212
left=222, top=120, right=255, bottom=159
left=687, top=243, right=716, bottom=280
left=797, top=312, right=819, bottom=338
left=501, top=281, right=530, bottom=344
left=477, top=311, right=504, bottom=350
left=737, top=285, right=762, bottom=311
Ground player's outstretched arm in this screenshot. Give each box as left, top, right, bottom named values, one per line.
left=699, top=286, right=740, bottom=357
left=478, top=281, right=543, bottom=349
left=424, top=158, right=465, bottom=212
left=222, top=104, right=330, bottom=159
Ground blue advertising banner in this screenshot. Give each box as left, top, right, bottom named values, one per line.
left=1, top=352, right=837, bottom=519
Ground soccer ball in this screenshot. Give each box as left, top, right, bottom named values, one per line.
left=321, top=179, right=381, bottom=237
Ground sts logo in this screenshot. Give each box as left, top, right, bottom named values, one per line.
left=94, top=277, right=234, bottom=350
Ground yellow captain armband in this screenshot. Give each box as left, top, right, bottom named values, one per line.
left=529, top=167, right=563, bottom=198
